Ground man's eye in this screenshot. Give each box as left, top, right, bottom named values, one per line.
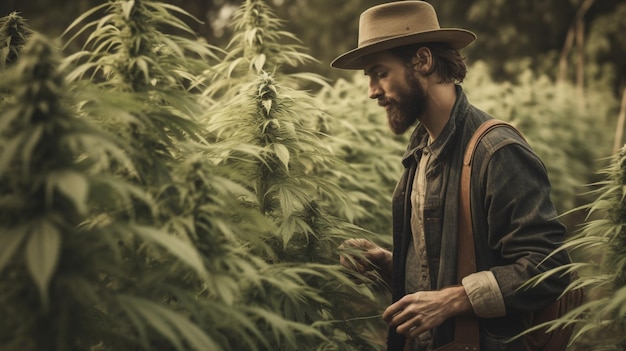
left=376, top=72, right=387, bottom=78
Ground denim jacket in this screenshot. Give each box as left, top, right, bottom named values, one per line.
left=387, top=86, right=570, bottom=351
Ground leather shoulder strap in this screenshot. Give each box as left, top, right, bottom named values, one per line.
left=459, top=119, right=522, bottom=279
left=452, top=119, right=523, bottom=350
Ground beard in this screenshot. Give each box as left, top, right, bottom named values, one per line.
left=386, top=71, right=427, bottom=135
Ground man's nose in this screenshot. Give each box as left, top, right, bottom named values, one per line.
left=369, top=82, right=383, bottom=100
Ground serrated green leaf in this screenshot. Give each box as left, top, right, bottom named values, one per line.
left=253, top=54, right=266, bottom=72
left=121, top=0, right=135, bottom=20
left=247, top=306, right=326, bottom=348
left=262, top=99, right=272, bottom=115
left=0, top=224, right=31, bottom=275
left=21, top=124, right=44, bottom=175
left=132, top=225, right=208, bottom=280
left=135, top=57, right=150, bottom=84
left=226, top=57, right=243, bottom=78
left=119, top=295, right=221, bottom=351
left=0, top=133, right=23, bottom=173
left=212, top=274, right=238, bottom=305
left=244, top=28, right=258, bottom=46
left=47, top=170, right=89, bottom=215
left=61, top=3, right=109, bottom=42
left=160, top=35, right=185, bottom=59
left=287, top=72, right=330, bottom=89
left=25, top=219, right=61, bottom=308
left=274, top=143, right=289, bottom=172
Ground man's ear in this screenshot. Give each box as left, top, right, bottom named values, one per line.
left=412, top=47, right=432, bottom=73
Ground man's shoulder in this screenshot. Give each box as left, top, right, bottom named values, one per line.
left=461, top=117, right=536, bottom=169
left=476, top=121, right=528, bottom=153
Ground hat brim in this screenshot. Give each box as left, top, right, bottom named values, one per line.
left=331, top=29, right=476, bottom=70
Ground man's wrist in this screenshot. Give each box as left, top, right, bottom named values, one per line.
left=442, top=285, right=473, bottom=318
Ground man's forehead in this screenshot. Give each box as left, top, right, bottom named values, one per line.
left=362, top=51, right=401, bottom=74
left=362, top=51, right=391, bottom=64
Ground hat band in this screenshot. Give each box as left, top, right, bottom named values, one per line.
left=359, top=34, right=405, bottom=48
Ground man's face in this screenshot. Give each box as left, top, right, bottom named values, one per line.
left=363, top=51, right=427, bottom=135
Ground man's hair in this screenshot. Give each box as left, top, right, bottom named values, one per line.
left=389, top=43, right=468, bottom=83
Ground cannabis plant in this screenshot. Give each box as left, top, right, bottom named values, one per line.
left=523, top=147, right=626, bottom=350
left=315, top=73, right=407, bottom=239
left=312, top=71, right=410, bottom=351
left=0, top=12, right=32, bottom=70
left=57, top=1, right=332, bottom=350
left=199, top=1, right=390, bottom=349
left=203, top=0, right=328, bottom=100
left=0, top=30, right=220, bottom=351
left=206, top=67, right=386, bottom=350
left=62, top=0, right=220, bottom=187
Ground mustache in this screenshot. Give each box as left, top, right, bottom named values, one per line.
left=378, top=98, right=391, bottom=107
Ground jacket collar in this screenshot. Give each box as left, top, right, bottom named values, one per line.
left=401, top=85, right=469, bottom=168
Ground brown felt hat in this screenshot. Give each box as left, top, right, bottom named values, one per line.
left=331, top=1, right=476, bottom=70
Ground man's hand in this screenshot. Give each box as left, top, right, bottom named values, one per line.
left=382, top=286, right=473, bottom=338
left=338, top=239, right=392, bottom=283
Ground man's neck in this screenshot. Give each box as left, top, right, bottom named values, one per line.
left=420, top=83, right=457, bottom=141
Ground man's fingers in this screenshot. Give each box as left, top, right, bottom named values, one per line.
left=382, top=299, right=408, bottom=323
left=341, top=238, right=375, bottom=250
left=339, top=241, right=373, bottom=270
left=339, top=251, right=366, bottom=272
left=396, top=314, right=424, bottom=335
left=383, top=292, right=418, bottom=322
left=383, top=291, right=454, bottom=337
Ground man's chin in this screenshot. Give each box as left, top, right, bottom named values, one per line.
left=388, top=123, right=410, bottom=135
left=387, top=117, right=412, bottom=135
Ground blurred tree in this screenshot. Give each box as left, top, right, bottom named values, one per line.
left=1, top=0, right=623, bottom=99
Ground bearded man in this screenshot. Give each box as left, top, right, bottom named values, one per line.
left=333, top=2, right=571, bottom=351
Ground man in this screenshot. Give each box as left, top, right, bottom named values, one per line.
left=332, top=2, right=570, bottom=351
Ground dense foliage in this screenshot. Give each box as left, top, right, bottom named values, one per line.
left=0, top=1, right=390, bottom=350
left=464, top=62, right=613, bottom=217
left=523, top=148, right=626, bottom=351
left=0, top=0, right=621, bottom=350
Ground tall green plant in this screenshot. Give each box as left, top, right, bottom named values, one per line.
left=161, top=142, right=328, bottom=351
left=203, top=0, right=327, bottom=100
left=58, top=1, right=320, bottom=350
left=0, top=12, right=32, bottom=70
left=207, top=65, right=386, bottom=351
left=315, top=73, right=407, bottom=239
left=0, top=31, right=218, bottom=351
left=59, top=1, right=331, bottom=350
left=63, top=0, right=221, bottom=187
left=202, top=1, right=389, bottom=349
left=522, top=147, right=626, bottom=350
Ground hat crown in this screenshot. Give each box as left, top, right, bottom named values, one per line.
left=358, top=1, right=440, bottom=47
left=331, top=1, right=475, bottom=69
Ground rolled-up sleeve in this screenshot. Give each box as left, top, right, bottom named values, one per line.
left=462, top=271, right=506, bottom=318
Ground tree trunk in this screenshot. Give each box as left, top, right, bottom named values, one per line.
left=557, top=0, right=595, bottom=85
left=557, top=27, right=575, bottom=84
left=613, top=86, right=626, bottom=154
left=576, top=19, right=585, bottom=109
